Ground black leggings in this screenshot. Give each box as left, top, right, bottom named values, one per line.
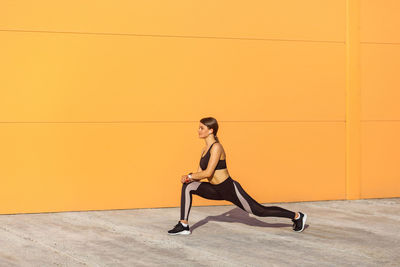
left=180, top=176, right=296, bottom=221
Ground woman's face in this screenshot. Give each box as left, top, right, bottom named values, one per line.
left=198, top=122, right=211, bottom=138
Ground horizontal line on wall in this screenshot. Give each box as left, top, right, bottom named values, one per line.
left=0, top=120, right=346, bottom=124
left=0, top=29, right=345, bottom=44
left=361, top=41, right=400, bottom=45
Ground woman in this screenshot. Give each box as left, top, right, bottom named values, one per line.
left=168, top=117, right=307, bottom=235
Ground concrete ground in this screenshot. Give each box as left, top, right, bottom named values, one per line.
left=0, top=198, right=399, bottom=267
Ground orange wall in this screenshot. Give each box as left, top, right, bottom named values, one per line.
left=360, top=0, right=400, bottom=198
left=0, top=0, right=397, bottom=214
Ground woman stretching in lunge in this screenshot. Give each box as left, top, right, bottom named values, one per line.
left=168, top=117, right=307, bottom=235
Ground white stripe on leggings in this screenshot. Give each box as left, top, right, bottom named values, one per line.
left=184, top=182, right=201, bottom=220
left=233, top=182, right=253, bottom=214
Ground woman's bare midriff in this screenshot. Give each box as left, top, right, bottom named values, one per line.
left=207, top=169, right=230, bottom=185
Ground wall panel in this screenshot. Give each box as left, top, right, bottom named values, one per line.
left=0, top=32, right=345, bottom=122
left=0, top=0, right=345, bottom=41
left=361, top=122, right=400, bottom=198
left=361, top=45, right=400, bottom=120
left=360, top=0, right=400, bottom=43
left=0, top=122, right=345, bottom=214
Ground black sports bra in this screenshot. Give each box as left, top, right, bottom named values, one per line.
left=199, top=142, right=227, bottom=171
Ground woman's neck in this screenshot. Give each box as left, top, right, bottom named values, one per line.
left=205, top=136, right=217, bottom=146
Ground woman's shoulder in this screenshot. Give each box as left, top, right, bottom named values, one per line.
left=211, top=142, right=224, bottom=151
left=213, top=141, right=223, bottom=147
left=201, top=142, right=223, bottom=152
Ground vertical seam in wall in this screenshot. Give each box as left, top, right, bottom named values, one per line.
left=346, top=0, right=349, bottom=200
left=345, top=0, right=348, bottom=200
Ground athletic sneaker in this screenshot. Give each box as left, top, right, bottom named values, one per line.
left=292, top=212, right=307, bottom=232
left=168, top=221, right=191, bottom=235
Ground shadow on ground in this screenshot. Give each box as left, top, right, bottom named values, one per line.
left=190, top=207, right=309, bottom=232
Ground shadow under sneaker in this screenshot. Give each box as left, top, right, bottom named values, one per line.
left=168, top=222, right=191, bottom=235
left=292, top=212, right=307, bottom=232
